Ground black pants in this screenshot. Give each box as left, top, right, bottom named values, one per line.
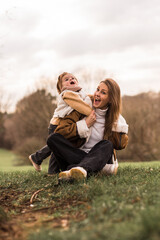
left=47, top=133, right=113, bottom=174
left=31, top=124, right=60, bottom=173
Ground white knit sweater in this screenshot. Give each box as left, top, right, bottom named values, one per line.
left=80, top=108, right=107, bottom=153
left=77, top=108, right=128, bottom=153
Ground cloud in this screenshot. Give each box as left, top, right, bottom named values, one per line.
left=132, top=59, right=160, bottom=70
left=1, top=0, right=160, bottom=62
left=43, top=0, right=160, bottom=58
left=51, top=20, right=160, bottom=58
left=83, top=0, right=160, bottom=25
left=0, top=0, right=160, bottom=107
left=0, top=7, right=46, bottom=72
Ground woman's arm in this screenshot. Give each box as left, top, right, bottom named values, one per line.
left=53, top=110, right=88, bottom=147
left=54, top=108, right=96, bottom=141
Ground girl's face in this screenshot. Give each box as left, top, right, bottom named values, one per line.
left=93, top=82, right=110, bottom=109
left=61, top=73, right=78, bottom=89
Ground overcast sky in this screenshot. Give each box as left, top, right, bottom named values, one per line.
left=0, top=0, right=160, bottom=109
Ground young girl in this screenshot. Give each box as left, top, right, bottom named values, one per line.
left=47, top=78, right=128, bottom=180
left=29, top=72, right=92, bottom=172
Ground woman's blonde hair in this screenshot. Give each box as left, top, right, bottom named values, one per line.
left=101, top=78, right=122, bottom=138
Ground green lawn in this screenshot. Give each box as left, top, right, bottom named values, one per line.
left=0, top=148, right=48, bottom=172
left=0, top=150, right=160, bottom=240
left=0, top=148, right=159, bottom=172
left=0, top=148, right=16, bottom=168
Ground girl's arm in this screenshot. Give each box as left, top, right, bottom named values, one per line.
left=53, top=92, right=94, bottom=144
left=63, top=91, right=92, bottom=116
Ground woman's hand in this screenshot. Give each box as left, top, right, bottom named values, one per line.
left=85, top=110, right=96, bottom=128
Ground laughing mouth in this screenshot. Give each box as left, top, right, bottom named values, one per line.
left=95, top=98, right=101, bottom=103
left=70, top=80, right=75, bottom=84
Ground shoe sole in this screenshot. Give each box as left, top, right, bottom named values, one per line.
left=29, top=155, right=42, bottom=172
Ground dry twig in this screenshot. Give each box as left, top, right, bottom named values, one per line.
left=30, top=188, right=44, bottom=204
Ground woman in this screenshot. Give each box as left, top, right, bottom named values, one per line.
left=47, top=78, right=128, bottom=180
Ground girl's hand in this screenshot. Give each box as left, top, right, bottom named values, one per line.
left=85, top=110, right=96, bottom=128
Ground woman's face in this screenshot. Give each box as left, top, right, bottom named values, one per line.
left=93, top=82, right=110, bottom=109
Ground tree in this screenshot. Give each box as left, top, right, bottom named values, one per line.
left=0, top=89, right=12, bottom=148
left=118, top=92, right=160, bottom=161
left=5, top=89, right=57, bottom=165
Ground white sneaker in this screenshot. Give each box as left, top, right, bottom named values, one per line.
left=29, top=155, right=42, bottom=172
left=101, top=159, right=118, bottom=175
left=59, top=167, right=87, bottom=181
left=70, top=167, right=87, bottom=180
left=59, top=170, right=71, bottom=179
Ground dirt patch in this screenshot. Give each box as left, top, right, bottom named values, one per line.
left=0, top=188, right=88, bottom=240
left=0, top=188, right=22, bottom=208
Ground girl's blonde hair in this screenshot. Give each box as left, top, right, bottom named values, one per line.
left=56, top=72, right=78, bottom=94
left=56, top=72, right=68, bottom=94
left=101, top=78, right=122, bottom=138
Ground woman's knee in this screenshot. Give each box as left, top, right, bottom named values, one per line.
left=101, top=139, right=113, bottom=149
left=107, top=140, right=113, bottom=149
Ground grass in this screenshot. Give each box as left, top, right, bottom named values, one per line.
left=0, top=162, right=160, bottom=239
left=0, top=148, right=17, bottom=168
left=0, top=148, right=160, bottom=239
left=0, top=148, right=49, bottom=172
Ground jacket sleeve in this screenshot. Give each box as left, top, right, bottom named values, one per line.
left=54, top=110, right=83, bottom=139
left=63, top=92, right=92, bottom=116
left=112, top=114, right=128, bottom=133
left=109, top=114, right=129, bottom=150
left=108, top=132, right=129, bottom=150
left=54, top=110, right=86, bottom=147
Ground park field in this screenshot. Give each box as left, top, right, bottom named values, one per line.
left=0, top=148, right=48, bottom=172
left=0, top=149, right=160, bottom=240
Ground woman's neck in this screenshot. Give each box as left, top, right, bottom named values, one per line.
left=94, top=107, right=108, bottom=116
